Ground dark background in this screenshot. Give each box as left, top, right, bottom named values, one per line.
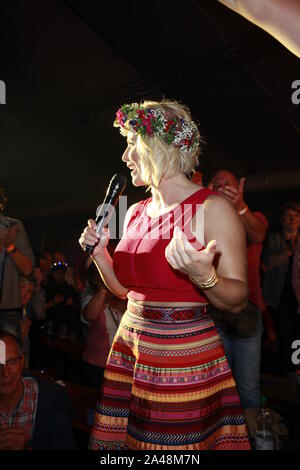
left=0, top=0, right=299, bottom=260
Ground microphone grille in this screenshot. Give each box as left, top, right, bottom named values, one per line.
left=110, top=173, right=127, bottom=190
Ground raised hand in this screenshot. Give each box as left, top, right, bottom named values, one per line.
left=217, top=177, right=246, bottom=212
left=165, top=226, right=217, bottom=282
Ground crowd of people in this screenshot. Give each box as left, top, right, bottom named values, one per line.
left=1, top=0, right=299, bottom=452
left=0, top=186, right=127, bottom=449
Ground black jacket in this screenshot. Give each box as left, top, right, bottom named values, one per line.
left=31, top=378, right=76, bottom=450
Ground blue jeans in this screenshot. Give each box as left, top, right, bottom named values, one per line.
left=216, top=310, right=263, bottom=409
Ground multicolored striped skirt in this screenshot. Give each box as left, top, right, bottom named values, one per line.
left=89, top=301, right=250, bottom=450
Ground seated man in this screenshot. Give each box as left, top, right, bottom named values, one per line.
left=0, top=330, right=75, bottom=450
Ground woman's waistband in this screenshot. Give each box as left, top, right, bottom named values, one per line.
left=127, top=300, right=207, bottom=324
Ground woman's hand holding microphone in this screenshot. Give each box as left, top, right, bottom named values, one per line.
left=79, top=219, right=128, bottom=299
left=79, top=220, right=110, bottom=258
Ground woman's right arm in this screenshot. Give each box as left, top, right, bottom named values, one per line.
left=79, top=221, right=128, bottom=299
left=78, top=203, right=138, bottom=300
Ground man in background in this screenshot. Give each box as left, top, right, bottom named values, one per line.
left=207, top=169, right=268, bottom=412
left=0, top=186, right=35, bottom=340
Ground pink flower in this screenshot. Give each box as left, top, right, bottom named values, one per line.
left=137, top=109, right=145, bottom=119
left=116, top=109, right=125, bottom=127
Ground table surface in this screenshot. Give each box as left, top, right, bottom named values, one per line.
left=261, top=373, right=300, bottom=407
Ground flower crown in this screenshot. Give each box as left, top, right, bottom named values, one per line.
left=114, top=103, right=200, bottom=154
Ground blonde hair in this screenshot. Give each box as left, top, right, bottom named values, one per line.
left=118, top=99, right=203, bottom=188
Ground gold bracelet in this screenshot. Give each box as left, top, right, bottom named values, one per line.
left=238, top=206, right=248, bottom=216
left=189, top=268, right=219, bottom=290
left=199, top=270, right=218, bottom=290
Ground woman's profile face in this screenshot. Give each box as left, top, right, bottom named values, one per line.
left=122, top=133, right=146, bottom=187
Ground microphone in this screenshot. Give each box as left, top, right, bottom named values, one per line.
left=85, top=174, right=127, bottom=255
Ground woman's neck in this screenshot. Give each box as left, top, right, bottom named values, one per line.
left=150, top=174, right=202, bottom=210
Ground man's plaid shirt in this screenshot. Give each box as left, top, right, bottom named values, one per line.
left=0, top=377, right=39, bottom=449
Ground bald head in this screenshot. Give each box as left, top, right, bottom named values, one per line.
left=0, top=331, right=22, bottom=356
left=0, top=332, right=24, bottom=397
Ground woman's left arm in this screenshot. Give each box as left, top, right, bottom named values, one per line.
left=201, top=195, right=248, bottom=313
left=165, top=194, right=248, bottom=313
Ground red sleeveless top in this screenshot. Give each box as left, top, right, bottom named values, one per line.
left=113, top=188, right=216, bottom=302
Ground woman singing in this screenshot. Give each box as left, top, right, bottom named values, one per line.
left=79, top=100, right=250, bottom=450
